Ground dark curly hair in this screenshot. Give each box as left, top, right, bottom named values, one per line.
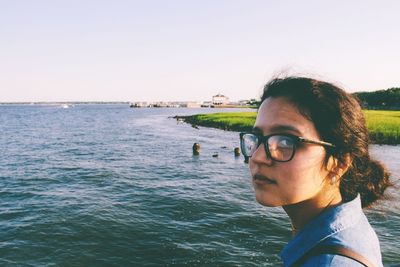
left=261, top=76, right=392, bottom=208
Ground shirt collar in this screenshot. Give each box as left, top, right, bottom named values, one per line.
left=280, top=195, right=362, bottom=267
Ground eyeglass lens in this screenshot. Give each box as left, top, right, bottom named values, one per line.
left=241, top=134, right=295, bottom=161
left=267, top=135, right=294, bottom=161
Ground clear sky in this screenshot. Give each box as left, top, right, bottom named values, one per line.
left=1, top=0, right=399, bottom=102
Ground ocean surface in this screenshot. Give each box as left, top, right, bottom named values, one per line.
left=1, top=104, right=399, bottom=266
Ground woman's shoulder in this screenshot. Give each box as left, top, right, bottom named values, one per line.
left=302, top=254, right=366, bottom=266
left=304, top=222, right=383, bottom=266
left=282, top=196, right=383, bottom=267
left=321, top=215, right=382, bottom=262
left=311, top=218, right=383, bottom=266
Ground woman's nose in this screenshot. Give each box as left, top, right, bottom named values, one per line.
left=250, top=143, right=273, bottom=165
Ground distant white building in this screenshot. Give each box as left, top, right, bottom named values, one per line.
left=238, top=100, right=250, bottom=106
left=212, top=93, right=229, bottom=105
left=201, top=101, right=213, bottom=107
left=130, top=102, right=148, bottom=107
left=181, top=101, right=201, bottom=108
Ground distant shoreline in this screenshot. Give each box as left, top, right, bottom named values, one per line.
left=0, top=101, right=130, bottom=105
left=0, top=102, right=257, bottom=108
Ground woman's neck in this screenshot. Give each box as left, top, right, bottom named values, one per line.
left=283, top=189, right=342, bottom=236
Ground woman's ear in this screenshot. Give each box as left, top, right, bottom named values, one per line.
left=339, top=153, right=353, bottom=176
left=327, top=154, right=353, bottom=178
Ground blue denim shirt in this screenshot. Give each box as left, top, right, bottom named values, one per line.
left=281, top=195, right=383, bottom=266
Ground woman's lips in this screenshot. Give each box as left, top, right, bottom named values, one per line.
left=252, top=174, right=276, bottom=185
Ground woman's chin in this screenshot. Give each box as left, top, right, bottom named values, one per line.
left=255, top=194, right=281, bottom=207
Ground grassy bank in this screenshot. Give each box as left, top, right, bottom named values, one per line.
left=364, top=110, right=400, bottom=144
left=176, top=110, right=400, bottom=145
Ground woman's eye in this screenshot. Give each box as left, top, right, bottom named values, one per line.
left=279, top=140, right=287, bottom=146
left=278, top=138, right=293, bottom=147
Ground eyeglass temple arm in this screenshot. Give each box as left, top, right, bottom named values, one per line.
left=298, top=137, right=336, bottom=148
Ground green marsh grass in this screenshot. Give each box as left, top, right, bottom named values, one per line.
left=180, top=110, right=400, bottom=145
left=181, top=112, right=256, bottom=132
left=364, top=110, right=400, bottom=144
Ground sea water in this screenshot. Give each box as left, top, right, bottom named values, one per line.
left=0, top=105, right=399, bottom=266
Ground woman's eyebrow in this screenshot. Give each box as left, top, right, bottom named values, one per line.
left=252, top=125, right=302, bottom=135
left=270, top=125, right=302, bottom=135
left=252, top=127, right=263, bottom=134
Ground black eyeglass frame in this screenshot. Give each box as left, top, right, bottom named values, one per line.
left=239, top=132, right=336, bottom=162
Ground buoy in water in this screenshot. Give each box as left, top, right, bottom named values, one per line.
left=192, top=143, right=200, bottom=155
left=234, top=147, right=240, bottom=157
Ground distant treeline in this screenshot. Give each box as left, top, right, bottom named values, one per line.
left=353, top=88, right=400, bottom=110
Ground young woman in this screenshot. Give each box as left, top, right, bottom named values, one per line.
left=240, top=77, right=392, bottom=266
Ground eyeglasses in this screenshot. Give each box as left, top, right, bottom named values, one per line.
left=239, top=132, right=335, bottom=162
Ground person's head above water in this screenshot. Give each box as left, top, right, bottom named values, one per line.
left=245, top=76, right=391, bottom=209
left=192, top=142, right=200, bottom=155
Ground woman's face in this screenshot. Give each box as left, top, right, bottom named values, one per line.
left=249, top=97, right=331, bottom=207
